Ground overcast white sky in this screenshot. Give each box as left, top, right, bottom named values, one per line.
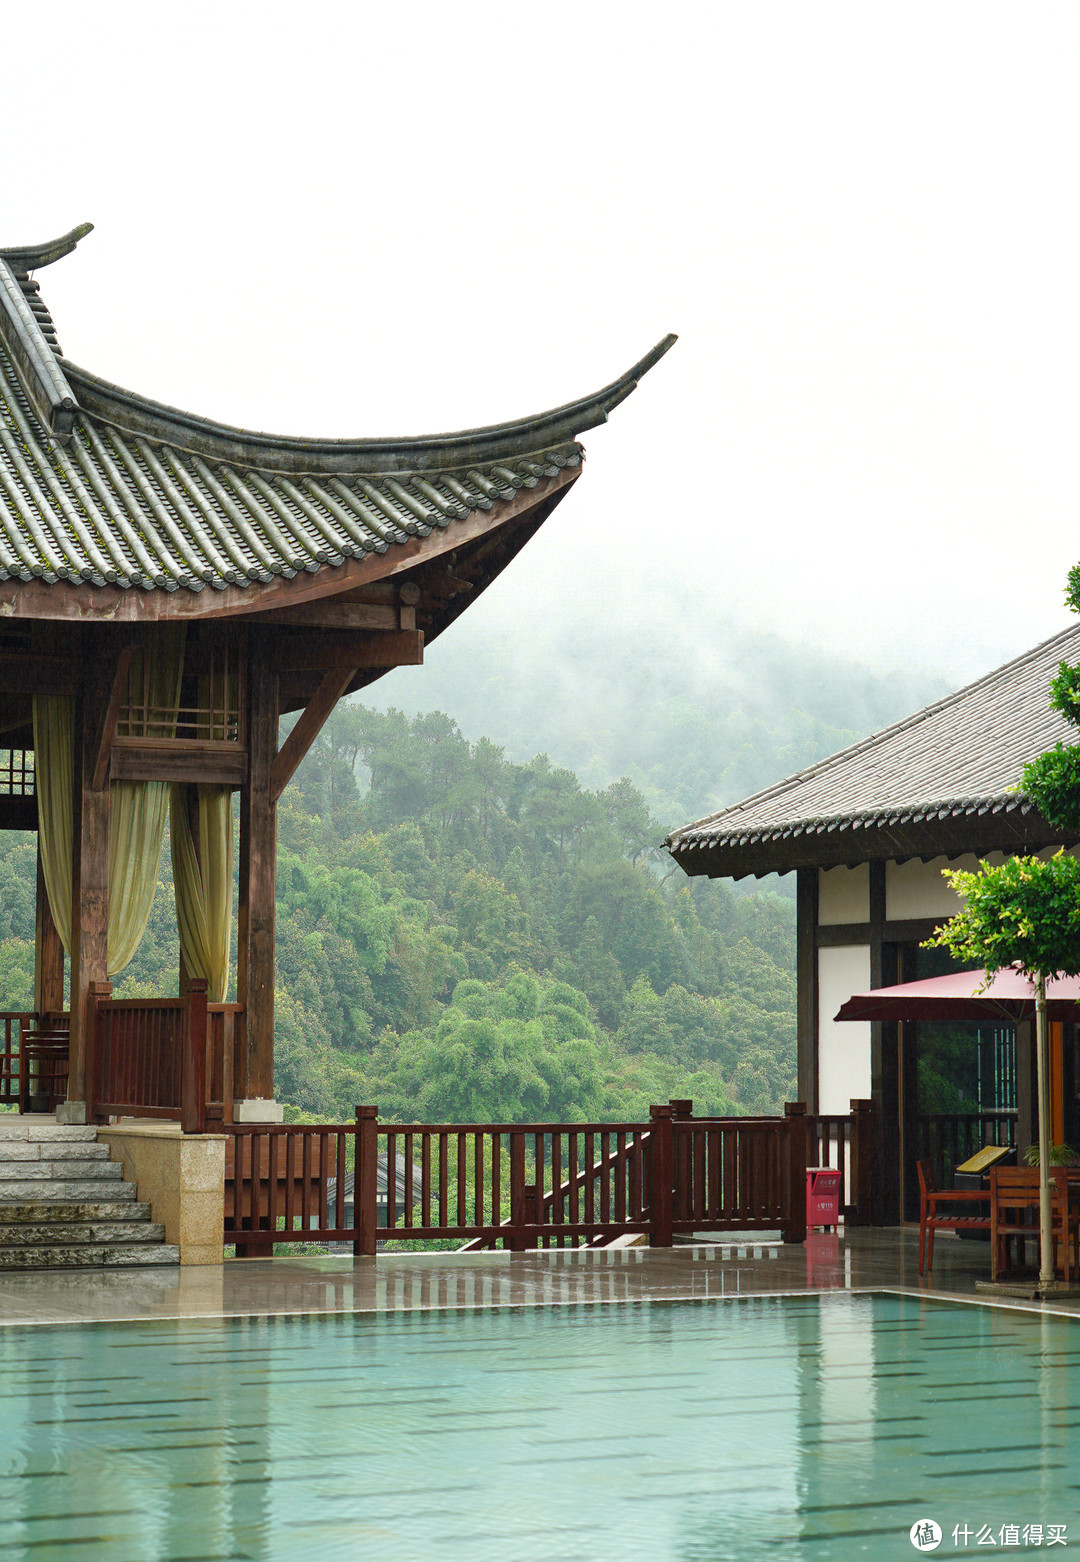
left=5, top=3, right=1079, bottom=683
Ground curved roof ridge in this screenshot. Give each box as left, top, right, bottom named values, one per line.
left=668, top=621, right=1080, bottom=845
left=63, top=333, right=677, bottom=476
left=0, top=223, right=94, bottom=273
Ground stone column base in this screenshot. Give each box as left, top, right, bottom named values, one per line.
left=97, top=1122, right=225, bottom=1265
left=232, top=1098, right=285, bottom=1123
left=55, top=1101, right=88, bottom=1126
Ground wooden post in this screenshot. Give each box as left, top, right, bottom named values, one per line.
left=237, top=637, right=278, bottom=1103
left=796, top=868, right=819, bottom=1114
left=181, top=978, right=208, bottom=1134
left=849, top=1097, right=874, bottom=1227
left=868, top=862, right=900, bottom=1224
left=84, top=979, right=112, bottom=1125
left=33, top=842, right=64, bottom=1020
left=68, top=662, right=112, bottom=1114
left=356, top=1105, right=378, bottom=1257
left=782, top=1101, right=808, bottom=1243
left=649, top=1104, right=674, bottom=1247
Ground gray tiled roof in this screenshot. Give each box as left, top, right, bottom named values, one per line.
left=668, top=624, right=1080, bottom=877
left=0, top=225, right=673, bottom=597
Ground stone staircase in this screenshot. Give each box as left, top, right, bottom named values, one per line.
left=0, top=1120, right=179, bottom=1269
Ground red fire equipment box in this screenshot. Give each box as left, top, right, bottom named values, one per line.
left=806, top=1167, right=841, bottom=1231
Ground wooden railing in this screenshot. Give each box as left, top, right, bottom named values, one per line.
left=88, top=981, right=209, bottom=1132
left=669, top=1103, right=808, bottom=1242
left=913, top=1110, right=1017, bottom=1193
left=223, top=1100, right=812, bottom=1255
left=805, top=1098, right=874, bottom=1225
left=207, top=1004, right=243, bottom=1126
left=225, top=1121, right=357, bottom=1256
left=0, top=1012, right=32, bottom=1105
left=0, top=1012, right=69, bottom=1112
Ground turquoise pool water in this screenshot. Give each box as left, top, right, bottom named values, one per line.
left=0, top=1293, right=1074, bottom=1560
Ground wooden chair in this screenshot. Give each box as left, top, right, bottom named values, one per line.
left=917, top=1160, right=992, bottom=1274
left=990, top=1166, right=1080, bottom=1283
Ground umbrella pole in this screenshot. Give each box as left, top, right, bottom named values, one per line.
left=1036, top=976, right=1055, bottom=1289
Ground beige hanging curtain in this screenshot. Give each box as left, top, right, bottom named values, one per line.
left=170, top=784, right=233, bottom=1003
left=32, top=695, right=74, bottom=955
left=32, top=627, right=186, bottom=975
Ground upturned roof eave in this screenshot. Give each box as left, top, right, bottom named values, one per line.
left=670, top=796, right=1076, bottom=881
left=63, top=333, right=677, bottom=477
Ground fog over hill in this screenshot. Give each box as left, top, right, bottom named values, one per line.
left=366, top=592, right=954, bottom=835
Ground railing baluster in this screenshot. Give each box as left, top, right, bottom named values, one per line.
left=584, top=1131, right=595, bottom=1227
left=474, top=1132, right=483, bottom=1228
left=403, top=1131, right=414, bottom=1229
left=551, top=1133, right=563, bottom=1228
left=456, top=1132, right=466, bottom=1227
left=439, top=1133, right=449, bottom=1230
left=421, top=1134, right=432, bottom=1228
left=335, top=1130, right=346, bottom=1232
left=490, top=1132, right=501, bottom=1235
left=386, top=1132, right=397, bottom=1232
left=267, top=1132, right=279, bottom=1245
left=301, top=1132, right=313, bottom=1233
left=284, top=1131, right=296, bottom=1233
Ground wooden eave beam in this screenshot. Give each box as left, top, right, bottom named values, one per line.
left=270, top=666, right=358, bottom=803
left=233, top=603, right=405, bottom=631
left=269, top=628, right=423, bottom=673
left=110, top=740, right=247, bottom=787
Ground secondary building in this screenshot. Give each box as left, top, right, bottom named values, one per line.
left=666, top=627, right=1080, bottom=1221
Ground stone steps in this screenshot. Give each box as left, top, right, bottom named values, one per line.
left=0, top=1178, right=136, bottom=1201
left=0, top=1242, right=179, bottom=1270
left=0, top=1123, right=179, bottom=1270
left=0, top=1141, right=112, bottom=1162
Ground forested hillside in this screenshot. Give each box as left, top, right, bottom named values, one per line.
left=0, top=633, right=947, bottom=1126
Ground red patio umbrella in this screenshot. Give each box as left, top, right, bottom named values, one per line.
left=835, top=968, right=1080, bottom=1026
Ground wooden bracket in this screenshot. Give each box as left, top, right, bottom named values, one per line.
left=90, top=646, right=133, bottom=791
left=269, top=628, right=423, bottom=673
left=270, top=665, right=357, bottom=803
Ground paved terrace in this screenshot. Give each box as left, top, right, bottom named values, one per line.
left=0, top=1228, right=1074, bottom=1327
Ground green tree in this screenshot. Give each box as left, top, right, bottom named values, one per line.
left=928, top=852, right=1080, bottom=1287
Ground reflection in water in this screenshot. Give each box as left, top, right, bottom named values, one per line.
left=0, top=1295, right=1071, bottom=1560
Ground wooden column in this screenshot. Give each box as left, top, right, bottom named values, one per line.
left=237, top=637, right=278, bottom=1102
left=68, top=662, right=112, bottom=1111
left=868, top=861, right=901, bottom=1222
left=796, top=868, right=819, bottom=1113
left=33, top=843, right=64, bottom=1020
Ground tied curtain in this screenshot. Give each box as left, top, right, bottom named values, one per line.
left=170, top=784, right=233, bottom=1004
left=33, top=627, right=234, bottom=995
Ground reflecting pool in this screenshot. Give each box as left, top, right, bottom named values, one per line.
left=0, top=1293, right=1072, bottom=1559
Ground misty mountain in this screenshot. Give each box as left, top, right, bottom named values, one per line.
left=366, top=611, right=950, bottom=832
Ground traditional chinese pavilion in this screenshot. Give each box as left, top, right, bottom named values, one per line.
left=0, top=221, right=674, bottom=1130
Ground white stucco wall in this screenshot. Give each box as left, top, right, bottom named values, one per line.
left=818, top=863, right=869, bottom=925
left=817, top=943, right=872, bottom=1115
left=884, top=853, right=1005, bottom=921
